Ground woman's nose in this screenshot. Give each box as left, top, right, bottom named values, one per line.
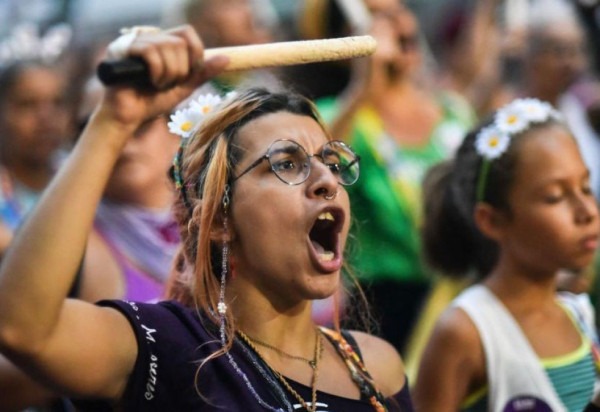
left=307, top=157, right=339, bottom=199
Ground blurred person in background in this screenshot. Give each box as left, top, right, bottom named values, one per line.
left=408, top=0, right=600, bottom=381
left=0, top=24, right=77, bottom=412
left=77, top=77, right=181, bottom=303
left=316, top=0, right=475, bottom=356
left=284, top=0, right=353, bottom=100
left=520, top=0, right=600, bottom=327
left=520, top=0, right=600, bottom=197
left=0, top=59, right=72, bottom=256
left=0, top=71, right=181, bottom=412
left=162, top=0, right=281, bottom=95
left=432, top=0, right=520, bottom=118
left=573, top=0, right=600, bottom=74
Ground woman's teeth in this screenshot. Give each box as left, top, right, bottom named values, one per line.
left=318, top=211, right=335, bottom=221
left=320, top=251, right=335, bottom=261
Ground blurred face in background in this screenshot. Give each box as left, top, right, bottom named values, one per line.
left=0, top=65, right=70, bottom=169
left=527, top=23, right=587, bottom=96
left=364, top=0, right=422, bottom=78
left=186, top=0, right=271, bottom=48
left=104, top=116, right=179, bottom=207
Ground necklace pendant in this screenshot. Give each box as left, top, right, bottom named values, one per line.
left=308, top=360, right=316, bottom=369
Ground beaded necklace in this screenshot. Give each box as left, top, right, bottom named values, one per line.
left=238, top=330, right=323, bottom=412
left=221, top=329, right=286, bottom=412
left=235, top=338, right=294, bottom=411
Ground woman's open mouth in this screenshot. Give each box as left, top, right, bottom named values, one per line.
left=308, top=208, right=344, bottom=271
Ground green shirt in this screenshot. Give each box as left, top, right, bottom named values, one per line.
left=318, top=92, right=475, bottom=282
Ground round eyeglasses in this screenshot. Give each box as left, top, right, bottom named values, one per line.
left=233, top=139, right=360, bottom=186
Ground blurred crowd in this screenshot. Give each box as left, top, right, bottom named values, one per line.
left=1, top=0, right=600, bottom=410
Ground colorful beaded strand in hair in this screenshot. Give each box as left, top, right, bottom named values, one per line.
left=171, top=146, right=194, bottom=215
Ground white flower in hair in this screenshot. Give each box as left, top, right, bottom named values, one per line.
left=513, top=98, right=553, bottom=123
left=168, top=107, right=205, bottom=138
left=475, top=126, right=511, bottom=160
left=495, top=104, right=529, bottom=134
left=168, top=93, right=224, bottom=138
left=0, top=23, right=72, bottom=68
left=188, top=93, right=224, bottom=116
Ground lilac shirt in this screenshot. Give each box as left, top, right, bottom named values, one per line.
left=92, top=300, right=414, bottom=411
left=94, top=227, right=164, bottom=302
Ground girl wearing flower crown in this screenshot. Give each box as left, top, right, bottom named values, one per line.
left=0, top=26, right=412, bottom=411
left=413, top=98, right=600, bottom=411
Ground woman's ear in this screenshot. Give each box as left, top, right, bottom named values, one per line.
left=474, top=202, right=508, bottom=242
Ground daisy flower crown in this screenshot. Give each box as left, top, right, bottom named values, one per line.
left=0, top=23, right=72, bottom=68
left=475, top=98, right=562, bottom=201
left=168, top=92, right=237, bottom=212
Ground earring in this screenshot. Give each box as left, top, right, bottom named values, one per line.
left=324, top=190, right=337, bottom=201
left=217, top=184, right=231, bottom=316
left=217, top=238, right=229, bottom=315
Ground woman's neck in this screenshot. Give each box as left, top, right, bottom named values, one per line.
left=483, top=260, right=559, bottom=313
left=230, top=281, right=316, bottom=343
left=378, top=75, right=416, bottom=99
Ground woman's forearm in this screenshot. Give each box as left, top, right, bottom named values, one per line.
left=0, top=111, right=132, bottom=350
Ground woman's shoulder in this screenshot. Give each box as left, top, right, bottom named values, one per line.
left=413, top=306, right=486, bottom=406
left=418, top=304, right=484, bottom=382
left=346, top=330, right=406, bottom=397
left=430, top=303, right=482, bottom=351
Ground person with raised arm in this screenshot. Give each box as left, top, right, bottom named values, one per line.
left=0, top=25, right=411, bottom=411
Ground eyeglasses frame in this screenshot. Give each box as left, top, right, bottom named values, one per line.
left=232, top=139, right=360, bottom=186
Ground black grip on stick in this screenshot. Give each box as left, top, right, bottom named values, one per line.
left=96, top=57, right=150, bottom=86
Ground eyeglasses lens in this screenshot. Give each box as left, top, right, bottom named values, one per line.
left=321, top=141, right=360, bottom=186
left=267, top=140, right=310, bottom=185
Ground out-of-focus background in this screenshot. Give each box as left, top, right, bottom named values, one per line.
left=2, top=1, right=600, bottom=407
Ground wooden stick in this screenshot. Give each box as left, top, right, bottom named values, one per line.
left=203, top=35, right=377, bottom=71
left=98, top=36, right=377, bottom=85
